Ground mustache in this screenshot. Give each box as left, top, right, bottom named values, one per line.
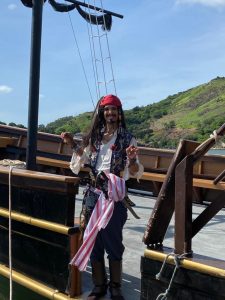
left=107, top=118, right=117, bottom=123
left=106, top=114, right=117, bottom=117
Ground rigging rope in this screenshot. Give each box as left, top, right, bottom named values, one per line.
left=86, top=0, right=117, bottom=97
left=9, top=166, right=13, bottom=300
left=67, top=11, right=96, bottom=108
left=85, top=1, right=101, bottom=100
left=93, top=0, right=108, bottom=95
left=99, top=0, right=117, bottom=95
left=0, top=160, right=26, bottom=300
left=50, top=0, right=118, bottom=104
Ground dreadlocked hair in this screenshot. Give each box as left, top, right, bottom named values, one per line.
left=82, top=98, right=103, bottom=148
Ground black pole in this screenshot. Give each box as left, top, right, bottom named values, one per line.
left=66, top=0, right=123, bottom=19
left=26, top=0, right=44, bottom=170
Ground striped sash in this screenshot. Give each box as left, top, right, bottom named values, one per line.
left=70, top=173, right=125, bottom=271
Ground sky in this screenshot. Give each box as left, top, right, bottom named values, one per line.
left=1, top=0, right=225, bottom=126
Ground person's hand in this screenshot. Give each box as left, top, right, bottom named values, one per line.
left=126, top=145, right=139, bottom=172
left=60, top=132, right=73, bottom=145
left=126, top=145, right=138, bottom=160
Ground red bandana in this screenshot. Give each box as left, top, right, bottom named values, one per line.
left=99, top=94, right=122, bottom=107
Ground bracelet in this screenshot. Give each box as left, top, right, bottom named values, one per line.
left=128, top=157, right=137, bottom=168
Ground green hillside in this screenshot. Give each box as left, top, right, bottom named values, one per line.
left=3, top=77, right=225, bottom=149
left=38, top=76, right=225, bottom=148
left=125, top=76, right=225, bottom=147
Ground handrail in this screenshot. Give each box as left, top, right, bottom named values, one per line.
left=0, top=208, right=79, bottom=235
left=0, top=165, right=78, bottom=183
left=0, top=264, right=81, bottom=300
left=144, top=249, right=225, bottom=279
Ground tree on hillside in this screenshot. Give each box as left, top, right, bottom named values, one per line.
left=38, top=124, right=46, bottom=132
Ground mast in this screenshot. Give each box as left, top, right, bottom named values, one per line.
left=26, top=0, right=44, bottom=170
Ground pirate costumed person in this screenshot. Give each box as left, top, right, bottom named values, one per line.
left=61, top=94, right=144, bottom=300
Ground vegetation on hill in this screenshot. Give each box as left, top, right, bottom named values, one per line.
left=2, top=77, right=225, bottom=149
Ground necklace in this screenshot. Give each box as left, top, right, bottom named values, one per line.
left=104, top=131, right=114, bottom=136
left=103, top=129, right=117, bottom=143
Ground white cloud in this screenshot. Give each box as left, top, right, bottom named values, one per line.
left=8, top=4, right=17, bottom=10
left=175, top=0, right=225, bottom=7
left=0, top=85, right=13, bottom=94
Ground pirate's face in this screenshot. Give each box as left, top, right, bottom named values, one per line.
left=103, top=105, right=119, bottom=124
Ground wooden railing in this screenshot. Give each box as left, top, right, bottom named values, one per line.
left=0, top=166, right=81, bottom=297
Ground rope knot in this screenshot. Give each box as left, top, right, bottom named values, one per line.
left=155, top=251, right=189, bottom=300
left=210, top=130, right=222, bottom=143
left=174, top=254, right=182, bottom=268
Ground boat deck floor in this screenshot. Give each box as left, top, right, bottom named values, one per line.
left=74, top=187, right=225, bottom=300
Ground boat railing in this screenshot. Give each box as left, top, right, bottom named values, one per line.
left=0, top=165, right=81, bottom=297
left=174, top=123, right=225, bottom=255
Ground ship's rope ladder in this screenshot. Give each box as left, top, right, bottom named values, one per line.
left=49, top=0, right=119, bottom=108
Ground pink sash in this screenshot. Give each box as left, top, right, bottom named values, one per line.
left=70, top=173, right=125, bottom=271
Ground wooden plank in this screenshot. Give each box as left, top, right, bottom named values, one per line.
left=0, top=165, right=78, bottom=183
left=175, top=156, right=194, bottom=255
left=143, top=140, right=199, bottom=246
left=69, top=234, right=82, bottom=296
left=139, top=172, right=165, bottom=182
left=0, top=167, right=78, bottom=225
left=138, top=172, right=225, bottom=191
left=192, top=197, right=225, bottom=238
left=0, top=137, right=18, bottom=148
left=36, top=156, right=70, bottom=169
left=193, top=178, right=225, bottom=190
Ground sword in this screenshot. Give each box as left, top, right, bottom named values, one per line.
left=122, top=196, right=140, bottom=219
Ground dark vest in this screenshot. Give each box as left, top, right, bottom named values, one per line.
left=90, top=128, right=133, bottom=176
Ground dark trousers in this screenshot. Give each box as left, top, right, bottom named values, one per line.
left=90, top=202, right=127, bottom=262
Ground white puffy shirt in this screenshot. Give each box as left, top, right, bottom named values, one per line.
left=70, top=132, right=144, bottom=181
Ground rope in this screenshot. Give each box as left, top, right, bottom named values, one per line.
left=85, top=0, right=101, bottom=100
left=67, top=10, right=96, bottom=109
left=93, top=0, right=108, bottom=94
left=66, top=0, right=118, bottom=105
left=0, top=159, right=26, bottom=168
left=155, top=252, right=190, bottom=300
left=86, top=21, right=100, bottom=100
left=9, top=166, right=13, bottom=300
left=210, top=130, right=222, bottom=143
left=99, top=0, right=117, bottom=95
left=0, top=160, right=26, bottom=300
left=194, top=129, right=223, bottom=155
left=86, top=0, right=117, bottom=97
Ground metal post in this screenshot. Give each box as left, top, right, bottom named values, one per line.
left=26, top=0, right=44, bottom=170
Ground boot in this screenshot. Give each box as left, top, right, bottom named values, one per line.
left=87, top=260, right=108, bottom=300
left=109, top=260, right=125, bottom=300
